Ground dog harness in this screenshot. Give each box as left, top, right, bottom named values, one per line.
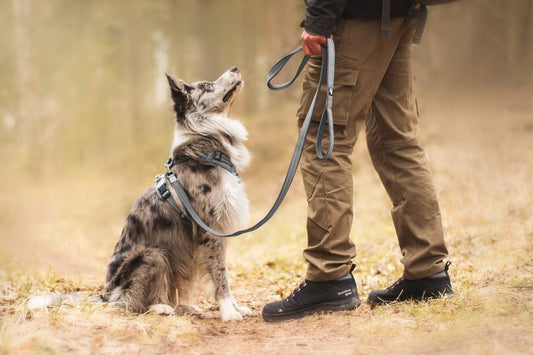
left=155, top=151, right=239, bottom=219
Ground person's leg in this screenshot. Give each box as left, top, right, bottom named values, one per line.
left=263, top=18, right=412, bottom=321
left=296, top=18, right=410, bottom=281
left=366, top=18, right=448, bottom=279
left=262, top=104, right=364, bottom=323
left=300, top=118, right=361, bottom=282
left=365, top=19, right=452, bottom=304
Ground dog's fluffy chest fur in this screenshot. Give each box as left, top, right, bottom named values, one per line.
left=217, top=172, right=249, bottom=228
left=170, top=118, right=251, bottom=231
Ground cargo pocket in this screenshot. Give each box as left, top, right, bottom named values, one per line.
left=296, top=59, right=359, bottom=126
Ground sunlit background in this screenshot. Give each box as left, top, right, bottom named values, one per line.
left=1, top=0, right=532, bottom=277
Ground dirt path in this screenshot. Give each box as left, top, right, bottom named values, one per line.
left=1, top=88, right=533, bottom=354
left=5, top=289, right=531, bottom=355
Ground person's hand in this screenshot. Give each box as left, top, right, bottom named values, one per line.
left=301, top=30, right=327, bottom=56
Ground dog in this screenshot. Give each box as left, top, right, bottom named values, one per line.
left=101, top=67, right=251, bottom=321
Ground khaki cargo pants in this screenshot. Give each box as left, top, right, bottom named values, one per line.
left=296, top=17, right=449, bottom=281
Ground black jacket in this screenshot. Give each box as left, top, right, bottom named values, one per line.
left=304, top=0, right=412, bottom=36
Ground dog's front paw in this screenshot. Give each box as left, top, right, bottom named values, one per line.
left=148, top=304, right=175, bottom=315
left=232, top=299, right=251, bottom=316
left=219, top=297, right=244, bottom=321
left=235, top=304, right=251, bottom=316
left=221, top=306, right=243, bottom=321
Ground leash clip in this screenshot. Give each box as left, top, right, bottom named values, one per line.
left=155, top=174, right=171, bottom=200
left=165, top=157, right=173, bottom=169
left=155, top=172, right=188, bottom=219
left=166, top=171, right=178, bottom=184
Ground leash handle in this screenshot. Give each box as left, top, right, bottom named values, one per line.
left=266, top=39, right=335, bottom=160
left=266, top=46, right=309, bottom=90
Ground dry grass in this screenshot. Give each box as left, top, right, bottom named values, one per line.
left=1, top=87, right=532, bottom=354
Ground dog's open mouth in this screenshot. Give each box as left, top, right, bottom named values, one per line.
left=222, top=81, right=242, bottom=103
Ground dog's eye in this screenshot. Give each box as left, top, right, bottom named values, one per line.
left=198, top=82, right=215, bottom=92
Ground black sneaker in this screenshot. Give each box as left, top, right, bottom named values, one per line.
left=262, top=268, right=361, bottom=322
left=367, top=262, right=453, bottom=306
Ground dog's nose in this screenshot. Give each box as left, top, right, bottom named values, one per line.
left=230, top=66, right=239, bottom=73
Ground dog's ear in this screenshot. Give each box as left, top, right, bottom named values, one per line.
left=166, top=73, right=191, bottom=122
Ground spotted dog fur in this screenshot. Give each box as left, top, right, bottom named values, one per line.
left=103, top=67, right=251, bottom=321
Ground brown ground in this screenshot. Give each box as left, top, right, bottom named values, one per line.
left=1, top=87, right=532, bottom=354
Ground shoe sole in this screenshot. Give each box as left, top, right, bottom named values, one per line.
left=367, top=291, right=454, bottom=308
left=262, top=297, right=362, bottom=322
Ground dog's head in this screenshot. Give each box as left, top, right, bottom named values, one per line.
left=166, top=67, right=242, bottom=125
left=166, top=68, right=250, bottom=168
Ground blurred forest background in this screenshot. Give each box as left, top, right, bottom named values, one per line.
left=0, top=0, right=532, bottom=275
left=1, top=0, right=531, bottom=177
left=1, top=1, right=533, bottom=353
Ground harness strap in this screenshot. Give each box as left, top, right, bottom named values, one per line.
left=155, top=174, right=188, bottom=219
left=169, top=151, right=239, bottom=177
left=199, top=150, right=239, bottom=177
left=160, top=38, right=335, bottom=237
left=156, top=149, right=239, bottom=219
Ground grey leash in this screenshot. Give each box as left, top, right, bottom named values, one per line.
left=266, top=39, right=335, bottom=160
left=161, top=38, right=336, bottom=237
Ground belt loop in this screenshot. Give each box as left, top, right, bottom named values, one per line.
left=381, top=0, right=391, bottom=38
left=412, top=4, right=427, bottom=44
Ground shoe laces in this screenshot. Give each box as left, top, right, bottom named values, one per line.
left=386, top=278, right=403, bottom=292
left=287, top=281, right=306, bottom=300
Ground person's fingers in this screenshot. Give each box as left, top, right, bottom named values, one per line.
left=303, top=40, right=321, bottom=56
left=304, top=45, right=316, bottom=56
left=301, top=30, right=328, bottom=56
left=311, top=43, right=321, bottom=56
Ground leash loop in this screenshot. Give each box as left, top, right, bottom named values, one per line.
left=266, top=39, right=335, bottom=160
left=315, top=38, right=335, bottom=160
left=266, top=46, right=309, bottom=90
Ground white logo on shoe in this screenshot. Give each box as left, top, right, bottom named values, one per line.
left=337, top=289, right=353, bottom=297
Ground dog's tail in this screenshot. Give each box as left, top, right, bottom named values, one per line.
left=27, top=292, right=102, bottom=310
left=102, top=246, right=174, bottom=313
